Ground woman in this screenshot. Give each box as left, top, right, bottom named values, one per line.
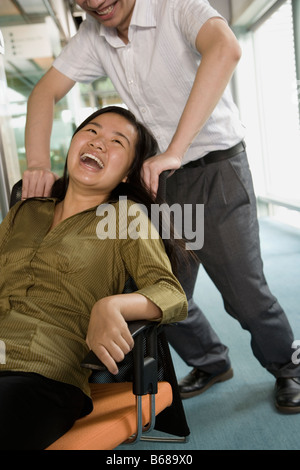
left=0, top=106, right=187, bottom=450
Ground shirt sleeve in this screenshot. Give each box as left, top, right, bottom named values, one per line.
left=53, top=17, right=107, bottom=83
left=172, top=0, right=225, bottom=51
left=117, top=199, right=188, bottom=324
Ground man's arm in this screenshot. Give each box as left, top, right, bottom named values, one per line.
left=23, top=67, right=76, bottom=198
left=141, top=17, right=242, bottom=196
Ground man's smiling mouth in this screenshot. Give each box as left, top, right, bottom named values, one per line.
left=93, top=2, right=117, bottom=17
left=98, top=5, right=114, bottom=16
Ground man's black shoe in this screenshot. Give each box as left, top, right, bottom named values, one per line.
left=178, top=367, right=234, bottom=399
left=275, top=377, right=300, bottom=414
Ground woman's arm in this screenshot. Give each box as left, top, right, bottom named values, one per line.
left=87, top=200, right=188, bottom=374
left=86, top=293, right=162, bottom=374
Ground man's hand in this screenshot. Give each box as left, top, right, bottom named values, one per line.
left=22, top=167, right=58, bottom=199
left=86, top=298, right=134, bottom=375
left=141, top=150, right=182, bottom=198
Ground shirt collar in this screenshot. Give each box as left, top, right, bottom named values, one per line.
left=94, top=0, right=156, bottom=47
left=130, top=0, right=156, bottom=28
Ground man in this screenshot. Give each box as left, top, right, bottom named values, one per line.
left=23, top=0, right=300, bottom=413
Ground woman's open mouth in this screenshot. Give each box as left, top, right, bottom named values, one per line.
left=80, top=153, right=104, bottom=170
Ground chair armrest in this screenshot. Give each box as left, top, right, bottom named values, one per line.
left=81, top=319, right=160, bottom=397
left=9, top=179, right=23, bottom=208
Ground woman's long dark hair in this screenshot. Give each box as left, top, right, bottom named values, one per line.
left=51, top=106, right=188, bottom=274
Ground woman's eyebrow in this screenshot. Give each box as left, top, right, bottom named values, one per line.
left=88, top=121, right=131, bottom=146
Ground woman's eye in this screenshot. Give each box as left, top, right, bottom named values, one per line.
left=113, top=139, right=124, bottom=147
left=86, top=128, right=97, bottom=134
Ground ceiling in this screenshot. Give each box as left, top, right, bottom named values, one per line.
left=0, top=0, right=85, bottom=98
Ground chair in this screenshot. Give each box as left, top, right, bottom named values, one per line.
left=9, top=180, right=190, bottom=450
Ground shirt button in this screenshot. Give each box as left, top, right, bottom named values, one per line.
left=141, top=108, right=146, bottom=114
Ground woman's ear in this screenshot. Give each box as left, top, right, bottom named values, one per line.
left=122, top=175, right=128, bottom=183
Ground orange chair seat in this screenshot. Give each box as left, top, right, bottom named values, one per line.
left=46, top=381, right=172, bottom=450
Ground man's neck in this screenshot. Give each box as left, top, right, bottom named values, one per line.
left=117, top=26, right=129, bottom=44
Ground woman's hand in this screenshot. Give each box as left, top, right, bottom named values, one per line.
left=86, top=293, right=161, bottom=374
left=86, top=297, right=134, bottom=375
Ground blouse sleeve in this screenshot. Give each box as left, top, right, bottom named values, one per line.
left=117, top=199, right=188, bottom=324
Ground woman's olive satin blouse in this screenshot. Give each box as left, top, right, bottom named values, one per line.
left=0, top=198, right=187, bottom=397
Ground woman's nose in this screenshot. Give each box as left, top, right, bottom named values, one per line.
left=89, top=139, right=106, bottom=151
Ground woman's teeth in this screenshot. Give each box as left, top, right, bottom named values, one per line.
left=81, top=153, right=104, bottom=169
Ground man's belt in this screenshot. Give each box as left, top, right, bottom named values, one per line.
left=183, top=141, right=246, bottom=169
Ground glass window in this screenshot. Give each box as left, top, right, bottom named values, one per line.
left=253, top=0, right=300, bottom=201
left=234, top=0, right=300, bottom=228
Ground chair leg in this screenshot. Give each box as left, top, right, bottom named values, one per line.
left=125, top=394, right=156, bottom=444
left=142, top=394, right=156, bottom=433
left=140, top=435, right=188, bottom=443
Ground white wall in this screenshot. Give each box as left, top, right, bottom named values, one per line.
left=230, top=0, right=253, bottom=22
left=209, top=1, right=272, bottom=26
left=210, top=0, right=280, bottom=26
left=230, top=0, right=279, bottom=26
left=210, top=0, right=231, bottom=21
